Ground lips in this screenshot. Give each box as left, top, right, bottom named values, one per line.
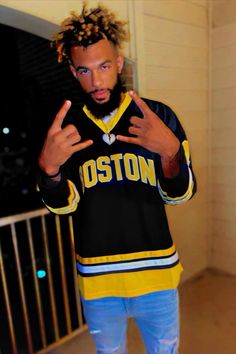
left=91, top=89, right=109, bottom=101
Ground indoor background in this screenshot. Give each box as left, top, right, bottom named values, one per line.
left=0, top=1, right=235, bottom=353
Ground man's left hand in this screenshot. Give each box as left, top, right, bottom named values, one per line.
left=116, top=91, right=180, bottom=160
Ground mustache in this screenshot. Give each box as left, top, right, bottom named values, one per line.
left=88, top=88, right=111, bottom=94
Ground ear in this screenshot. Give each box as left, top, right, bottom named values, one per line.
left=69, top=64, right=78, bottom=79
left=117, top=54, right=124, bottom=74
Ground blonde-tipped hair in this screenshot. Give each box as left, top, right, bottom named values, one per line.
left=51, top=2, right=129, bottom=63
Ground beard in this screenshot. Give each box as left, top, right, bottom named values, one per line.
left=77, top=75, right=125, bottom=119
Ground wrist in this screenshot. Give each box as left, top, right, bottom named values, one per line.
left=161, top=139, right=180, bottom=162
left=44, top=169, right=61, bottom=178
left=40, top=167, right=61, bottom=178
left=38, top=158, right=60, bottom=176
left=38, top=161, right=61, bottom=180
left=39, top=168, right=61, bottom=183
left=161, top=149, right=180, bottom=179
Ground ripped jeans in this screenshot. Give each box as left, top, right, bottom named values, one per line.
left=81, top=289, right=179, bottom=354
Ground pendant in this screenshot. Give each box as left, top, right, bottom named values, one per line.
left=102, top=133, right=116, bottom=145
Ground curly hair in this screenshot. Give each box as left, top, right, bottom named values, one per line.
left=51, top=2, right=129, bottom=63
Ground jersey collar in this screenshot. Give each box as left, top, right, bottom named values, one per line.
left=83, top=92, right=132, bottom=134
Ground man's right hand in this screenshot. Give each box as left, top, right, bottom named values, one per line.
left=38, top=100, right=93, bottom=176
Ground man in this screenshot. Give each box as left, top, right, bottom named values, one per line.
left=38, top=3, right=196, bottom=353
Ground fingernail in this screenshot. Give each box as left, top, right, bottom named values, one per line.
left=129, top=90, right=134, bottom=96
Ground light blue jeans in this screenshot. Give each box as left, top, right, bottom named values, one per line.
left=81, top=289, right=179, bottom=354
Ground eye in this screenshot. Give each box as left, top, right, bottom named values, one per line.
left=100, top=63, right=111, bottom=71
left=77, top=68, right=90, bottom=75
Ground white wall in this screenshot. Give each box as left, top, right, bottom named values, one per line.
left=211, top=0, right=236, bottom=275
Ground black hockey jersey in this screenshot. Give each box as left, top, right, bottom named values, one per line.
left=38, top=93, right=196, bottom=299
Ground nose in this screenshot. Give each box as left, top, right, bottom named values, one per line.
left=91, top=70, right=103, bottom=88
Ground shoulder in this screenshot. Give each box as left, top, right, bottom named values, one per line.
left=142, top=97, right=174, bottom=118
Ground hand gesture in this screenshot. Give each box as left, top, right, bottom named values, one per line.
left=38, top=100, right=93, bottom=175
left=117, top=91, right=180, bottom=160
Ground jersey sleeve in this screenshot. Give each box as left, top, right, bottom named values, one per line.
left=37, top=165, right=81, bottom=215
left=157, top=140, right=196, bottom=205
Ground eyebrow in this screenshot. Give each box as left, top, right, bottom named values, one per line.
left=74, top=60, right=112, bottom=72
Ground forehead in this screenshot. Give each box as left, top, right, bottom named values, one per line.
left=70, top=39, right=118, bottom=66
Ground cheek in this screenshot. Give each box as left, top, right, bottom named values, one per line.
left=107, top=70, right=119, bottom=86
left=78, top=77, right=91, bottom=91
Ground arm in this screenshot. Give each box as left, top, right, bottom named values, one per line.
left=157, top=140, right=196, bottom=205
left=117, top=91, right=196, bottom=205
left=37, top=100, right=93, bottom=214
left=37, top=168, right=81, bottom=214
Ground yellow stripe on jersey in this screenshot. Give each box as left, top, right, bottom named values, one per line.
left=44, top=180, right=80, bottom=214
left=78, top=262, right=183, bottom=300
left=76, top=245, right=176, bottom=265
left=158, top=140, right=194, bottom=205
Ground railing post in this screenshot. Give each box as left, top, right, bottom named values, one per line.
left=11, top=223, right=34, bottom=354
left=55, top=215, right=72, bottom=334
left=41, top=215, right=60, bottom=341
left=0, top=242, right=18, bottom=354
left=68, top=216, right=84, bottom=327
left=26, top=219, right=47, bottom=349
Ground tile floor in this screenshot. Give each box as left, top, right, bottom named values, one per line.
left=49, top=269, right=236, bottom=354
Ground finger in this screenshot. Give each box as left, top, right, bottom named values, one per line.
left=71, top=139, right=93, bottom=153
left=67, top=134, right=82, bottom=146
left=130, top=116, right=146, bottom=128
left=129, top=91, right=150, bottom=116
left=128, top=126, right=142, bottom=136
left=62, top=124, right=78, bottom=137
left=116, top=135, right=139, bottom=145
left=51, top=100, right=72, bottom=131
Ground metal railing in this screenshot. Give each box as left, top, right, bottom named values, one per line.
left=0, top=208, right=87, bottom=354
